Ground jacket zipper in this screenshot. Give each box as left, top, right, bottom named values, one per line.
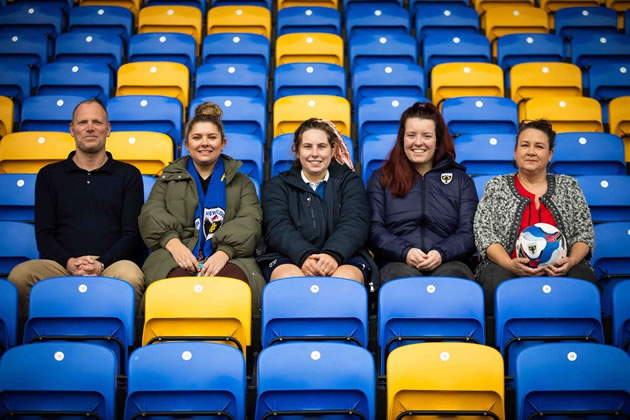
left=420, top=175, right=426, bottom=251
left=306, top=196, right=317, bottom=230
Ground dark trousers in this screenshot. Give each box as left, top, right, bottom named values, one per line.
left=380, top=261, right=474, bottom=284
left=167, top=262, right=249, bottom=283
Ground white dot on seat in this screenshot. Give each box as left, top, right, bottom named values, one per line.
left=28, top=8, right=35, bottom=14
left=54, top=351, right=64, bottom=361
left=97, top=9, right=105, bottom=15
left=159, top=36, right=167, bottom=43
left=228, top=66, right=236, bottom=73
left=440, top=352, right=450, bottom=361
left=224, top=100, right=232, bottom=107
left=72, top=66, right=79, bottom=72
left=385, top=66, right=392, bottom=73
left=128, top=137, right=136, bottom=144
left=308, top=100, right=316, bottom=107
left=305, top=9, right=312, bottom=16
left=559, top=100, right=566, bottom=108
left=374, top=10, right=382, bottom=16
left=392, top=100, right=400, bottom=107
left=85, top=36, right=93, bottom=43
left=453, top=36, right=461, bottom=44
left=150, top=66, right=157, bottom=73
left=600, top=180, right=609, bottom=188
left=232, top=36, right=241, bottom=43
left=78, top=284, right=88, bottom=293
left=194, top=284, right=203, bottom=293
left=620, top=67, right=627, bottom=74
left=306, top=66, right=314, bottom=73
left=140, top=99, right=148, bottom=107
left=181, top=351, right=192, bottom=360
left=236, top=9, right=243, bottom=15
left=582, top=9, right=589, bottom=16
left=578, top=136, right=587, bottom=144
left=443, top=10, right=452, bottom=16
left=306, top=37, right=313, bottom=43
left=56, top=99, right=64, bottom=107
left=11, top=36, right=18, bottom=42
left=567, top=351, right=577, bottom=361
left=526, top=36, right=534, bottom=44
left=167, top=9, right=174, bottom=15
left=627, top=229, right=630, bottom=235
left=475, top=100, right=484, bottom=108
left=379, top=37, right=387, bottom=44
left=463, top=67, right=471, bottom=73
left=38, top=137, right=45, bottom=144
left=311, top=351, right=321, bottom=360
left=513, top=10, right=520, bottom=16
left=16, top=179, right=24, bottom=187
left=310, top=284, right=319, bottom=293
left=542, top=66, right=549, bottom=73
left=426, top=284, right=436, bottom=293
left=489, top=137, right=498, bottom=145
left=543, top=284, right=551, bottom=293
left=600, top=37, right=607, bottom=44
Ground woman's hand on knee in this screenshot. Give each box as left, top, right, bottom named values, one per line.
left=301, top=255, right=326, bottom=276
left=314, top=253, right=339, bottom=276
left=165, top=238, right=199, bottom=273
left=199, top=250, right=229, bottom=277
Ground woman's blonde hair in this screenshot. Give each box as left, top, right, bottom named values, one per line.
left=184, top=102, right=225, bottom=140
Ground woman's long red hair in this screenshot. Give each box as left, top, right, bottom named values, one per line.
left=380, top=102, right=455, bottom=197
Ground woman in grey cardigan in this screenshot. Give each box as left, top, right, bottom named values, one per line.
left=474, top=119, right=596, bottom=312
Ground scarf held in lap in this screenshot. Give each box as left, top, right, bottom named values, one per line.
left=188, top=157, right=226, bottom=260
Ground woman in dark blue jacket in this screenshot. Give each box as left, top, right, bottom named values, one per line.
left=367, top=102, right=478, bottom=283
left=259, top=118, right=378, bottom=290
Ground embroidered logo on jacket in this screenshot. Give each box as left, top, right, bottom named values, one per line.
left=441, top=173, right=453, bottom=185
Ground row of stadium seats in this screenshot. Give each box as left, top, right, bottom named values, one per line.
left=1, top=275, right=629, bottom=418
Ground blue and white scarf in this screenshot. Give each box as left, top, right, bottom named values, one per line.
left=188, top=157, right=226, bottom=260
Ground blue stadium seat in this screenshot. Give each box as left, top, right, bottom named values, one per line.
left=0, top=221, right=38, bottom=276
left=442, top=96, right=518, bottom=135
left=570, top=33, right=630, bottom=69
left=0, top=3, right=65, bottom=39
left=0, top=173, right=36, bottom=222
left=415, top=4, right=480, bottom=42
left=255, top=342, right=375, bottom=420
left=422, top=33, right=491, bottom=83
left=349, top=32, right=418, bottom=72
left=356, top=96, right=425, bottom=147
left=141, top=175, right=156, bottom=202
left=0, top=342, right=117, bottom=420
left=190, top=96, right=266, bottom=141
left=277, top=6, right=341, bottom=35
left=261, top=276, right=368, bottom=348
left=0, top=280, right=17, bottom=354
left=213, top=0, right=270, bottom=7
left=473, top=175, right=494, bottom=199
left=360, top=133, right=397, bottom=184
left=345, top=3, right=410, bottom=38
left=588, top=62, right=630, bottom=103
left=195, top=63, right=268, bottom=104
left=107, top=95, right=183, bottom=147
left=274, top=62, right=346, bottom=100
left=271, top=133, right=354, bottom=176
left=55, top=32, right=124, bottom=71
left=182, top=133, right=264, bottom=183
left=20, top=95, right=85, bottom=132
left=345, top=0, right=404, bottom=6
left=0, top=63, right=32, bottom=110
left=68, top=5, right=133, bottom=44
left=592, top=222, right=630, bottom=318
left=576, top=175, right=630, bottom=223
left=125, top=342, right=246, bottom=420
left=352, top=63, right=424, bottom=107
left=410, top=0, right=468, bottom=17
left=612, top=280, right=630, bottom=352
left=551, top=132, right=626, bottom=175
left=128, top=32, right=196, bottom=75
left=495, top=277, right=604, bottom=376
left=455, top=133, right=515, bottom=176
left=36, top=62, right=113, bottom=104
left=554, top=6, right=618, bottom=39
left=378, top=277, right=485, bottom=375
left=496, top=33, right=564, bottom=71
left=0, top=30, right=49, bottom=77
left=144, top=0, right=207, bottom=13
left=23, top=276, right=135, bottom=375
left=514, top=343, right=630, bottom=419
left=201, top=32, right=270, bottom=71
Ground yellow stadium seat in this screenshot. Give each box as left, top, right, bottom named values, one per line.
left=510, top=62, right=582, bottom=110
left=273, top=94, right=351, bottom=137
left=0, top=96, right=14, bottom=138
left=540, top=0, right=600, bottom=12
left=142, top=276, right=252, bottom=357
left=0, top=132, right=75, bottom=174
left=116, top=62, right=189, bottom=110
left=107, top=131, right=173, bottom=176
left=606, top=0, right=630, bottom=12
left=609, top=96, right=630, bottom=162
left=207, top=6, right=271, bottom=39
left=483, top=6, right=549, bottom=42
left=431, top=62, right=504, bottom=106
left=278, top=0, right=338, bottom=9
left=276, top=33, right=344, bottom=66
left=138, top=5, right=202, bottom=49
left=79, top=0, right=141, bottom=15
left=473, top=0, right=535, bottom=14
left=387, top=342, right=505, bottom=420
left=520, top=96, right=603, bottom=133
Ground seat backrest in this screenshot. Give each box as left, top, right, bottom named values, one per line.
left=255, top=342, right=375, bottom=420
left=195, top=62, right=268, bottom=103
left=455, top=133, right=515, bottom=176
left=276, top=32, right=344, bottom=65
left=79, top=0, right=141, bottom=16
left=471, top=0, right=534, bottom=13
left=107, top=131, right=173, bottom=176
left=116, top=61, right=190, bottom=109
left=145, top=0, right=206, bottom=12
left=261, top=276, right=368, bottom=348
left=495, top=277, right=604, bottom=375
left=0, top=173, right=37, bottom=222
left=125, top=342, right=247, bottom=420
left=576, top=175, right=630, bottom=223
left=0, top=280, right=17, bottom=353
left=0, top=29, right=48, bottom=70
left=0, top=131, right=75, bottom=174
left=273, top=94, right=350, bottom=137
left=128, top=32, right=197, bottom=74
left=554, top=6, right=618, bottom=38
left=415, top=4, right=480, bottom=42
left=431, top=62, right=504, bottom=106
left=473, top=175, right=494, bottom=199
left=609, top=96, right=630, bottom=139
left=496, top=33, right=564, bottom=71
left=514, top=342, right=630, bottom=419
left=275, top=62, right=346, bottom=100
left=142, top=276, right=252, bottom=352
left=207, top=5, right=271, bottom=39
left=190, top=95, right=267, bottom=141
left=520, top=96, right=603, bottom=133
left=442, top=96, right=518, bottom=135
left=570, top=33, right=630, bottom=68
left=0, top=341, right=117, bottom=420
left=352, top=62, right=424, bottom=106
left=360, top=133, right=397, bottom=184
left=277, top=6, right=340, bottom=35
left=387, top=342, right=505, bottom=420
left=0, top=221, right=38, bottom=276
left=23, top=276, right=135, bottom=373
left=612, top=280, right=630, bottom=351
left=137, top=5, right=202, bottom=47
left=588, top=62, right=630, bottom=102
left=483, top=5, right=549, bottom=42
left=279, top=0, right=338, bottom=9
left=201, top=32, right=270, bottom=70
left=378, top=277, right=485, bottom=375
left=68, top=5, right=133, bottom=42
left=0, top=3, right=65, bottom=39
left=348, top=32, right=417, bottom=71
left=20, top=95, right=85, bottom=132
left=54, top=32, right=124, bottom=71
left=592, top=222, right=630, bottom=280
left=552, top=132, right=625, bottom=176
left=37, top=62, right=114, bottom=104
left=510, top=62, right=582, bottom=104
left=356, top=96, right=424, bottom=146
left=422, top=33, right=491, bottom=78
left=0, top=96, right=13, bottom=138
left=0, top=63, right=33, bottom=106
left=345, top=3, right=410, bottom=38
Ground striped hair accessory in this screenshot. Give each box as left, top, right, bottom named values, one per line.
left=316, top=119, right=354, bottom=170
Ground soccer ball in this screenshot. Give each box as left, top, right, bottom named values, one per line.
left=515, top=223, right=568, bottom=268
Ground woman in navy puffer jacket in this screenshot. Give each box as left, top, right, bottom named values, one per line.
left=367, top=102, right=478, bottom=283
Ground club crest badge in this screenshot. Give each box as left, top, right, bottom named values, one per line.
left=441, top=173, right=453, bottom=185
left=203, top=207, right=225, bottom=240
